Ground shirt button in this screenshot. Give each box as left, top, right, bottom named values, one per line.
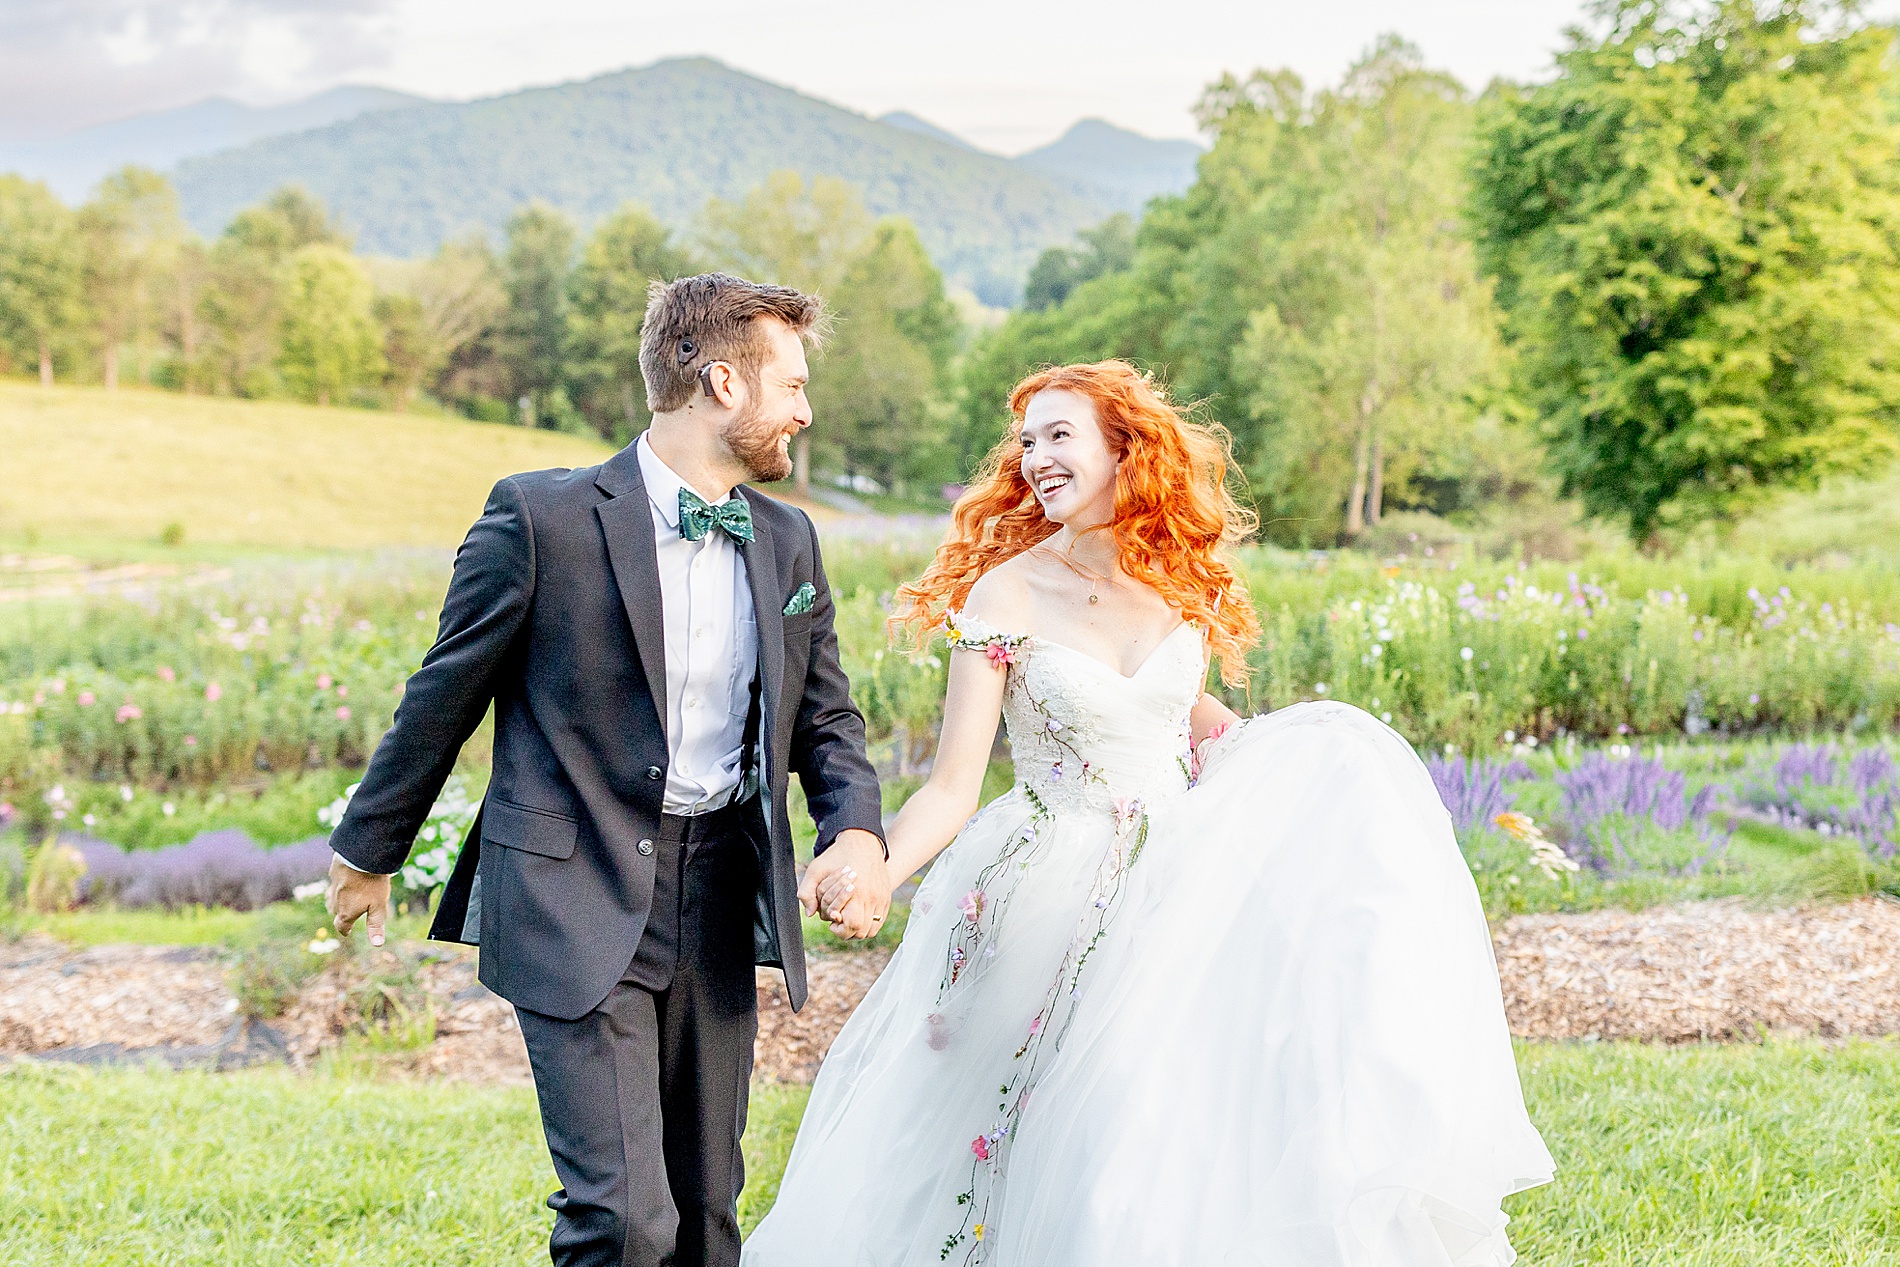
left=637, top=839, right=654, bottom=856
left=646, top=766, right=663, bottom=781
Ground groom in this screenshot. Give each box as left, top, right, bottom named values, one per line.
left=325, top=272, right=893, bottom=1267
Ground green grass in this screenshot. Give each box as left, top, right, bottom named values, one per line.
left=3, top=1041, right=1895, bottom=1264
left=1506, top=1038, right=1900, bottom=1264
left=0, top=382, right=612, bottom=551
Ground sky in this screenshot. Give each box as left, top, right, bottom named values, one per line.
left=5, top=0, right=1899, bottom=152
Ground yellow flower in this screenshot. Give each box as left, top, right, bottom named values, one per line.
left=1493, top=811, right=1535, bottom=840
left=974, top=1224, right=985, bottom=1241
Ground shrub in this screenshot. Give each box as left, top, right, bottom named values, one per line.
left=74, top=830, right=331, bottom=910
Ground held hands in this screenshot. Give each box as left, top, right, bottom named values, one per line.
left=797, top=828, right=892, bottom=940
left=325, top=854, right=392, bottom=948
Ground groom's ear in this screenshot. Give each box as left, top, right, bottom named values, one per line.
left=700, top=361, right=742, bottom=409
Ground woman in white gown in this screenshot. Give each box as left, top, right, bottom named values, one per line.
left=745, top=362, right=1553, bottom=1266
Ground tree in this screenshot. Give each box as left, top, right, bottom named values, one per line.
left=808, top=218, right=961, bottom=491
left=1470, top=0, right=1900, bottom=540
left=703, top=172, right=960, bottom=492
left=76, top=168, right=185, bottom=390
left=198, top=185, right=349, bottom=396
left=499, top=202, right=577, bottom=426
left=954, top=45, right=1506, bottom=541
left=277, top=244, right=384, bottom=406
left=567, top=203, right=695, bottom=438
left=1023, top=214, right=1137, bottom=312
left=0, top=175, right=82, bottom=385
left=1234, top=38, right=1502, bottom=538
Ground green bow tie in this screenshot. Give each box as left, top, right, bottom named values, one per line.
left=677, top=487, right=754, bottom=544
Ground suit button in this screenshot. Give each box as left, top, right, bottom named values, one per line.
left=636, top=839, right=654, bottom=856
left=646, top=766, right=663, bottom=780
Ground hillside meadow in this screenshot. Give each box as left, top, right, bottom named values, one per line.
left=0, top=383, right=613, bottom=552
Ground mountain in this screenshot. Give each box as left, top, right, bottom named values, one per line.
left=172, top=60, right=1123, bottom=304
left=1014, top=118, right=1203, bottom=213
left=0, top=86, right=426, bottom=202
left=876, top=111, right=978, bottom=151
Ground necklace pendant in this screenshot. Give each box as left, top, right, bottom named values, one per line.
left=1088, top=593, right=1099, bottom=605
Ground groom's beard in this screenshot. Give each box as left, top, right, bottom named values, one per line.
left=720, top=401, right=795, bottom=483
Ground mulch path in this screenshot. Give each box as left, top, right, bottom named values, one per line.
left=1493, top=894, right=1900, bottom=1042
left=4, top=896, right=1897, bottom=1084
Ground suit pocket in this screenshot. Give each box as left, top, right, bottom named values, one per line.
left=483, top=797, right=579, bottom=860
left=781, top=611, right=813, bottom=639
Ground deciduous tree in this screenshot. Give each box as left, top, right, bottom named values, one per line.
left=277, top=244, right=384, bottom=407
left=0, top=175, right=82, bottom=385
left=1470, top=0, right=1900, bottom=541
left=567, top=203, right=695, bottom=438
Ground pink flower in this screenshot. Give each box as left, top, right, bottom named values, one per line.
left=115, top=703, right=143, bottom=723
left=49, top=679, right=65, bottom=695
left=336, top=705, right=352, bottom=721
left=157, top=666, right=176, bottom=682
left=1111, top=795, right=1144, bottom=830
left=316, top=673, right=333, bottom=691
left=924, top=1012, right=951, bottom=1051
left=335, top=684, right=348, bottom=698
left=985, top=643, right=1016, bottom=667
left=970, top=1135, right=991, bottom=1162
left=183, top=734, right=198, bottom=748
left=77, top=691, right=96, bottom=707
left=1028, top=1015, right=1042, bottom=1036
left=958, top=889, right=985, bottom=922
left=204, top=682, right=223, bottom=702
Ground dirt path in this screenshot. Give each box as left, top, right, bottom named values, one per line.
left=5, top=896, right=1897, bottom=1084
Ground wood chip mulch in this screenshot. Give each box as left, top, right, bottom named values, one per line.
left=3, top=897, right=1896, bottom=1084
left=1493, top=894, right=1900, bottom=1043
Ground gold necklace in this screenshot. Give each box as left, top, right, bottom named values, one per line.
left=1038, top=542, right=1112, bottom=605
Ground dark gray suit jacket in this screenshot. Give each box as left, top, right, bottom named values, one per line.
left=328, top=442, right=884, bottom=1020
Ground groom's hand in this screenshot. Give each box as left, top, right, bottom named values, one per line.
left=799, top=829, right=891, bottom=939
left=325, top=855, right=392, bottom=948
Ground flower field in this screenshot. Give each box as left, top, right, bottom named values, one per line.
left=3, top=538, right=1899, bottom=919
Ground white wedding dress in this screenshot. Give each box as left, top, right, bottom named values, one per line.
left=744, top=612, right=1554, bottom=1267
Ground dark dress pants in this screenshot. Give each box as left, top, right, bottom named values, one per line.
left=515, top=797, right=762, bottom=1267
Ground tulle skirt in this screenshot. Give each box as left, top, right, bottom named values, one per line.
left=744, top=703, right=1554, bottom=1266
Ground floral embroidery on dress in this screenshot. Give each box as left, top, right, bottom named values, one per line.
left=940, top=796, right=1153, bottom=1265
left=930, top=608, right=1205, bottom=1261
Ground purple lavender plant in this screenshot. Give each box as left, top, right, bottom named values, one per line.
left=1557, top=754, right=1729, bottom=876
left=1733, top=743, right=1898, bottom=860
left=1426, top=755, right=1532, bottom=834
left=73, top=830, right=332, bottom=910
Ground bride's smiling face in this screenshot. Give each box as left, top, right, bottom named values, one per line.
left=1020, top=388, right=1119, bottom=528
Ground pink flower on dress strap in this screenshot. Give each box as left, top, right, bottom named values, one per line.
left=1188, top=720, right=1236, bottom=782
left=986, top=642, right=1017, bottom=667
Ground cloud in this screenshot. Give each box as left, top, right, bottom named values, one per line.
left=0, top=0, right=394, bottom=141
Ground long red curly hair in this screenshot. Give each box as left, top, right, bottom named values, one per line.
left=892, top=360, right=1260, bottom=687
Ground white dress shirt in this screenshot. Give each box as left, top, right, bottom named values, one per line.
left=636, top=432, right=760, bottom=815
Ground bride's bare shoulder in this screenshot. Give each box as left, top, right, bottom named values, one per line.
left=960, top=559, right=1038, bottom=635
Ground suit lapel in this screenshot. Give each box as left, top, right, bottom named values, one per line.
left=595, top=449, right=669, bottom=736
left=740, top=488, right=785, bottom=758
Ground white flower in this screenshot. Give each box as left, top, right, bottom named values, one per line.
left=307, top=938, right=340, bottom=955
left=1460, top=647, right=1474, bottom=661
left=292, top=880, right=328, bottom=901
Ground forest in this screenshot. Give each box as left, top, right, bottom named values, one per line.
left=5, top=0, right=1900, bottom=544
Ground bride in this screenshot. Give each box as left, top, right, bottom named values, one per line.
left=744, top=361, right=1554, bottom=1266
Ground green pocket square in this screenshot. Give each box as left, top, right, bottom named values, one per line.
left=782, top=582, right=816, bottom=616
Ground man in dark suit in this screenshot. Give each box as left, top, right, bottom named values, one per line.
left=324, top=273, right=893, bottom=1267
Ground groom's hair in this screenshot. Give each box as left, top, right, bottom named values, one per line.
left=639, top=273, right=828, bottom=412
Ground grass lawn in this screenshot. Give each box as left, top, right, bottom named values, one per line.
left=0, top=382, right=611, bottom=552
left=5, top=1039, right=1897, bottom=1264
